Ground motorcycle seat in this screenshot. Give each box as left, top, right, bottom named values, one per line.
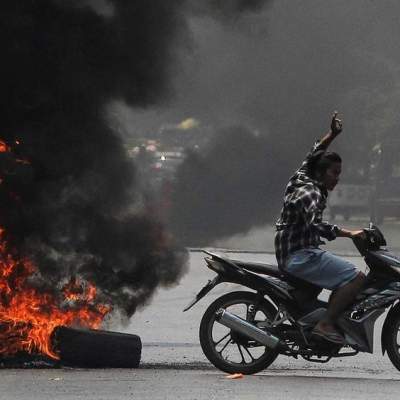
left=229, top=259, right=282, bottom=277
left=231, top=258, right=322, bottom=294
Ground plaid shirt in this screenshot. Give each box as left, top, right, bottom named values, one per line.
left=274, top=141, right=338, bottom=268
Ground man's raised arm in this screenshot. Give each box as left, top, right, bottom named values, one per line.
left=297, top=111, right=343, bottom=176
left=318, top=111, right=342, bottom=150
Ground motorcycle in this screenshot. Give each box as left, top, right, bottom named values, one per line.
left=183, top=223, right=400, bottom=374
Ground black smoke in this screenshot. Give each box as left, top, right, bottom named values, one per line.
left=207, top=0, right=271, bottom=16
left=188, top=0, right=272, bottom=20
left=169, top=126, right=286, bottom=246
left=0, top=0, right=189, bottom=317
left=157, top=1, right=400, bottom=246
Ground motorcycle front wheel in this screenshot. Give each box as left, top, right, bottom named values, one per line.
left=199, top=291, right=279, bottom=374
left=383, top=309, right=400, bottom=371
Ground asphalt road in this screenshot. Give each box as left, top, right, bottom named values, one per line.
left=1, top=368, right=399, bottom=400
left=2, top=230, right=400, bottom=399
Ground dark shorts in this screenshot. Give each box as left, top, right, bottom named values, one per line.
left=284, top=248, right=359, bottom=290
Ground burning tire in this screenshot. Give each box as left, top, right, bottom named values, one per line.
left=52, top=326, right=142, bottom=368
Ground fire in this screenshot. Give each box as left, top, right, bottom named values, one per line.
left=0, top=139, right=9, bottom=153
left=0, top=229, right=110, bottom=359
left=0, top=137, right=110, bottom=359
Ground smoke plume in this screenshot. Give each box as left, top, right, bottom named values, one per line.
left=188, top=0, right=272, bottom=20
left=0, top=0, right=189, bottom=318
left=170, top=126, right=285, bottom=246
left=162, top=1, right=400, bottom=246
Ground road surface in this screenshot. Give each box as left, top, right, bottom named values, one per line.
left=2, top=223, right=400, bottom=399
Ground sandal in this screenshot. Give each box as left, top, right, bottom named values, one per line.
left=312, top=327, right=344, bottom=344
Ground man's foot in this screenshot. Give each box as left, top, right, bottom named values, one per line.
left=312, top=322, right=344, bottom=344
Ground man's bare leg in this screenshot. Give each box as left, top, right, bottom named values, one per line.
left=314, top=272, right=366, bottom=340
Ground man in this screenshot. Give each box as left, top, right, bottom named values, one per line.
left=275, top=112, right=366, bottom=344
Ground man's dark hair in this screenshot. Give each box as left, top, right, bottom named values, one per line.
left=308, top=150, right=342, bottom=179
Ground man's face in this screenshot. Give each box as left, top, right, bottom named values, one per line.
left=322, top=161, right=342, bottom=191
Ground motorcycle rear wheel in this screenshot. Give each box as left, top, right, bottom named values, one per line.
left=199, top=291, right=279, bottom=374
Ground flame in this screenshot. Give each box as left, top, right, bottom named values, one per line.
left=0, top=140, right=9, bottom=153
left=0, top=137, right=106, bottom=359
left=0, top=229, right=110, bottom=359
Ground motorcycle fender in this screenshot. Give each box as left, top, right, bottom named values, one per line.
left=381, top=302, right=400, bottom=355
left=183, top=275, right=222, bottom=312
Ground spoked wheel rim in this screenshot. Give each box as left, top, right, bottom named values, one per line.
left=205, top=297, right=275, bottom=369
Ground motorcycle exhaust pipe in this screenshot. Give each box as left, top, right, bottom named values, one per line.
left=215, top=309, right=281, bottom=349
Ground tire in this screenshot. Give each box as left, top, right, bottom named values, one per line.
left=52, top=326, right=142, bottom=368
left=382, top=309, right=400, bottom=371
left=199, top=291, right=279, bottom=374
